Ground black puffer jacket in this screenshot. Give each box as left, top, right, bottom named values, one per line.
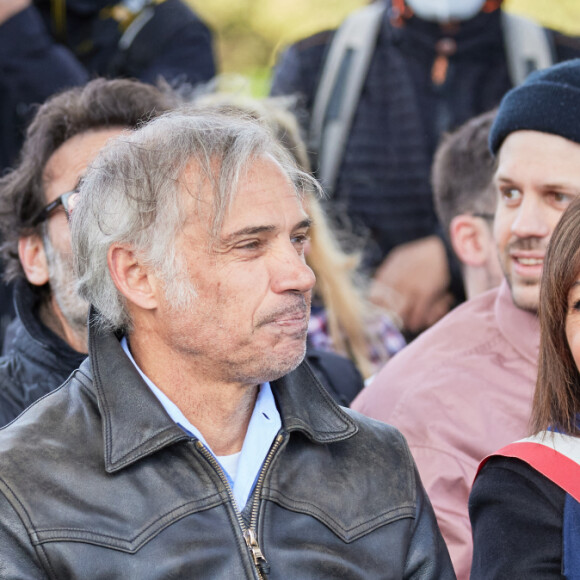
left=0, top=320, right=454, bottom=578
left=0, top=281, right=87, bottom=426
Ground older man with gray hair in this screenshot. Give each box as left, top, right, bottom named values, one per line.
left=0, top=110, right=453, bottom=578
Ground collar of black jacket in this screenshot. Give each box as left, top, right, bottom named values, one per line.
left=86, top=311, right=358, bottom=474
left=11, top=278, right=88, bottom=366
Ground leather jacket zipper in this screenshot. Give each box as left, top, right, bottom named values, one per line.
left=195, top=433, right=285, bottom=580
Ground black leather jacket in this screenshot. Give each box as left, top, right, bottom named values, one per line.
left=0, top=280, right=87, bottom=426
left=0, top=322, right=454, bottom=579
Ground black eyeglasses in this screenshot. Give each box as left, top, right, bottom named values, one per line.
left=32, top=190, right=80, bottom=226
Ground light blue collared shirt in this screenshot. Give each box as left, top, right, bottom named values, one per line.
left=120, top=337, right=281, bottom=510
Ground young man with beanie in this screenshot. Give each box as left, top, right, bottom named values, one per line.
left=352, top=58, right=580, bottom=579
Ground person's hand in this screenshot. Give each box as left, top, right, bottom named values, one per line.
left=370, top=235, right=453, bottom=334
left=0, top=0, right=31, bottom=24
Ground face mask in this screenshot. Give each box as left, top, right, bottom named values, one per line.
left=405, top=0, right=487, bottom=23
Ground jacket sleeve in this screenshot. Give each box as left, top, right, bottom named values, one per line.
left=469, top=456, right=565, bottom=579
left=0, top=489, right=48, bottom=578
left=403, top=465, right=456, bottom=579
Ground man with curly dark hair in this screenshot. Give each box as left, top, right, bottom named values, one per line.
left=0, top=77, right=174, bottom=425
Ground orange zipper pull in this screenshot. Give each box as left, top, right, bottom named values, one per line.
left=431, top=37, right=457, bottom=86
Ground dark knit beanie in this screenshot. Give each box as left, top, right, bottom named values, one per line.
left=489, top=58, right=580, bottom=155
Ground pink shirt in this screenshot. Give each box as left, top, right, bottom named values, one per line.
left=352, top=281, right=539, bottom=580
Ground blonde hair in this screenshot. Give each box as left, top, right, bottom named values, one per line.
left=190, top=92, right=398, bottom=376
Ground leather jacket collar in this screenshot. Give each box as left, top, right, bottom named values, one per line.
left=86, top=319, right=358, bottom=474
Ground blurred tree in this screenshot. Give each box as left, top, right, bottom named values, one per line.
left=187, top=0, right=580, bottom=95
left=188, top=0, right=365, bottom=94
left=505, top=0, right=580, bottom=35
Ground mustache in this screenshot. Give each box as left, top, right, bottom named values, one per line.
left=256, top=298, right=309, bottom=327
left=507, top=238, right=547, bottom=253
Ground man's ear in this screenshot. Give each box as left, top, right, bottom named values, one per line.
left=18, top=234, right=50, bottom=286
left=108, top=245, right=159, bottom=311
left=449, top=215, right=489, bottom=267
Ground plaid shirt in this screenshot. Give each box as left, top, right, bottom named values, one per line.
left=308, top=306, right=405, bottom=368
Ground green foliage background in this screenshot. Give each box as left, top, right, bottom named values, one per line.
left=187, top=0, right=580, bottom=95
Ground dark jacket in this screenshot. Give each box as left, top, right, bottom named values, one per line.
left=0, top=6, right=87, bottom=172
left=0, top=281, right=86, bottom=427
left=0, top=320, right=454, bottom=578
left=32, top=0, right=216, bottom=85
left=306, top=346, right=364, bottom=405
left=0, top=0, right=215, bottom=172
left=470, top=456, right=567, bottom=579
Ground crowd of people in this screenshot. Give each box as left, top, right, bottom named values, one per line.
left=1, top=0, right=580, bottom=578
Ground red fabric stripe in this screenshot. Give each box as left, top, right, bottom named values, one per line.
left=478, top=442, right=580, bottom=502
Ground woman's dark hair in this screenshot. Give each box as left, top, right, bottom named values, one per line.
left=0, top=77, right=175, bottom=282
left=532, top=197, right=580, bottom=434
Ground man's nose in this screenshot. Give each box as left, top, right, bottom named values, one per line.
left=270, top=244, right=316, bottom=294
left=510, top=196, right=550, bottom=238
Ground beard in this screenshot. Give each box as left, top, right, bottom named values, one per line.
left=499, top=237, right=547, bottom=314
left=161, top=270, right=309, bottom=385
left=43, top=233, right=89, bottom=336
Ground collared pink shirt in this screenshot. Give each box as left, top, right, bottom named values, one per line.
left=352, top=280, right=539, bottom=580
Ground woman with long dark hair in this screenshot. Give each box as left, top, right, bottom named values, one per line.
left=469, top=196, right=580, bottom=578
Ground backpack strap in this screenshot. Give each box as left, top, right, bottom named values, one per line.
left=309, top=2, right=385, bottom=193
left=478, top=431, right=580, bottom=502
left=501, top=11, right=555, bottom=86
